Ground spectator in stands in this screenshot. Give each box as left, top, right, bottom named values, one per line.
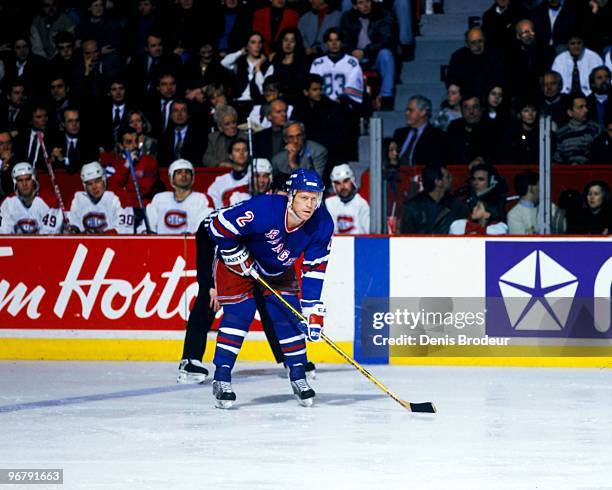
left=531, top=0, right=581, bottom=55
left=271, top=27, right=309, bottom=103
left=247, top=76, right=295, bottom=131
left=48, top=76, right=72, bottom=130
left=400, top=164, right=469, bottom=234
left=102, top=126, right=159, bottom=220
left=340, top=0, right=396, bottom=110
left=583, top=0, right=612, bottom=56
left=207, top=139, right=253, bottom=208
left=483, top=85, right=511, bottom=135
left=506, top=19, right=550, bottom=103
left=293, top=73, right=354, bottom=166
left=539, top=70, right=568, bottom=127
left=446, top=27, right=505, bottom=102
left=145, top=72, right=178, bottom=138
left=128, top=33, right=182, bottom=98
left=554, top=92, right=603, bottom=164
left=4, top=36, right=48, bottom=95
left=50, top=108, right=97, bottom=174
left=325, top=163, right=370, bottom=234
left=253, top=0, right=300, bottom=55
left=447, top=94, right=493, bottom=167
left=552, top=34, right=603, bottom=97
left=253, top=98, right=288, bottom=160
left=586, top=66, right=611, bottom=127
left=481, top=0, right=528, bottom=57
left=182, top=42, right=231, bottom=92
left=449, top=194, right=508, bottom=235
left=70, top=39, right=121, bottom=103
left=507, top=170, right=564, bottom=234
left=30, top=0, right=75, bottom=60
left=567, top=181, right=611, bottom=235
left=299, top=0, right=342, bottom=57
left=454, top=163, right=507, bottom=212
left=125, top=0, right=162, bottom=58
left=163, top=0, right=220, bottom=60
left=1, top=80, right=28, bottom=137
left=391, top=95, right=448, bottom=167
left=158, top=99, right=205, bottom=168
left=0, top=131, right=16, bottom=199
left=591, top=115, right=612, bottom=164
left=218, top=0, right=254, bottom=57
left=271, top=120, right=327, bottom=189
left=310, top=28, right=364, bottom=107
left=200, top=83, right=229, bottom=129
left=14, top=105, right=55, bottom=171
left=97, top=78, right=132, bottom=152
left=499, top=100, right=540, bottom=164
left=432, top=84, right=462, bottom=132
left=75, top=0, right=122, bottom=56
left=221, top=31, right=274, bottom=120
left=126, top=109, right=157, bottom=159
left=49, top=31, right=77, bottom=82
left=203, top=105, right=247, bottom=168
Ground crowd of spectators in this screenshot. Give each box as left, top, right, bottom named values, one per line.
left=393, top=0, right=611, bottom=236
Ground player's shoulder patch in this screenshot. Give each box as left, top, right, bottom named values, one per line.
left=346, top=56, right=358, bottom=67
left=312, top=56, right=325, bottom=66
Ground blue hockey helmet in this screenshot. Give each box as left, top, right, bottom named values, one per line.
left=286, top=168, right=324, bottom=208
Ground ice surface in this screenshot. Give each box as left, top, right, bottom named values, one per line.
left=1, top=361, right=611, bottom=489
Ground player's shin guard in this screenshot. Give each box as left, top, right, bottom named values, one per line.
left=212, top=301, right=254, bottom=383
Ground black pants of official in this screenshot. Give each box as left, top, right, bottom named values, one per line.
left=181, top=221, right=285, bottom=364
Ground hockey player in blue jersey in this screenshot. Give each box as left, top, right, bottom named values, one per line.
left=208, top=168, right=334, bottom=408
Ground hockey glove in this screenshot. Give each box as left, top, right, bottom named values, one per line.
left=301, top=303, right=325, bottom=342
left=220, top=245, right=255, bottom=277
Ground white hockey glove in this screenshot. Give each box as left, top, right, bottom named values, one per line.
left=301, top=303, right=326, bottom=342
left=220, top=245, right=255, bottom=277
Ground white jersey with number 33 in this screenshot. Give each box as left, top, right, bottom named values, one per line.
left=69, top=190, right=134, bottom=234
left=310, top=54, right=364, bottom=104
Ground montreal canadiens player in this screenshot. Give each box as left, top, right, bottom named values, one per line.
left=207, top=168, right=333, bottom=408
left=325, top=164, right=370, bottom=234
left=146, top=159, right=214, bottom=234
left=207, top=139, right=252, bottom=209
left=0, top=162, right=63, bottom=234
left=69, top=162, right=136, bottom=234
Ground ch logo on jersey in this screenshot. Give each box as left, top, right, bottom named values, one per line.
left=164, top=210, right=188, bottom=229
left=337, top=215, right=355, bottom=233
left=83, top=212, right=108, bottom=232
left=16, top=219, right=39, bottom=234
left=236, top=211, right=254, bottom=227
left=265, top=229, right=280, bottom=240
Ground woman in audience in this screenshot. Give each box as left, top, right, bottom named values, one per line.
left=432, top=83, right=462, bottom=131
left=449, top=195, right=508, bottom=235
left=126, top=109, right=157, bottom=158
left=483, top=84, right=511, bottom=131
left=270, top=27, right=308, bottom=104
left=498, top=100, right=540, bottom=164
left=568, top=181, right=611, bottom=235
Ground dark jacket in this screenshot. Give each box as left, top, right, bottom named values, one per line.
left=446, top=118, right=494, bottom=166
left=530, top=0, right=582, bottom=49
left=51, top=131, right=99, bottom=174
left=481, top=0, right=529, bottom=55
left=446, top=47, right=505, bottom=99
left=401, top=191, right=469, bottom=234
left=339, top=4, right=396, bottom=61
left=157, top=123, right=206, bottom=167
left=392, top=123, right=449, bottom=166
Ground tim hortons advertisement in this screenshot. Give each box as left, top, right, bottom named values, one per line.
left=0, top=237, right=199, bottom=330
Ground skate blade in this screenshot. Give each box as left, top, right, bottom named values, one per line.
left=295, top=395, right=314, bottom=407
left=215, top=399, right=234, bottom=409
left=177, top=372, right=208, bottom=384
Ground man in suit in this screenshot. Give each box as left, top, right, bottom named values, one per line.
left=3, top=37, right=48, bottom=95
left=50, top=108, right=98, bottom=174
left=144, top=71, right=178, bottom=139
left=0, top=80, right=29, bottom=137
left=586, top=66, right=611, bottom=127
left=13, top=105, right=56, bottom=172
left=391, top=95, right=448, bottom=167
left=530, top=0, right=582, bottom=55
left=253, top=99, right=288, bottom=161
left=70, top=39, right=121, bottom=104
left=96, top=78, right=132, bottom=151
left=158, top=99, right=205, bottom=167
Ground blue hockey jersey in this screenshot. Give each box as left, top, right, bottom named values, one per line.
left=208, top=194, right=334, bottom=306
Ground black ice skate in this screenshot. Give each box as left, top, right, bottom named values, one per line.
left=177, top=359, right=208, bottom=384
left=212, top=380, right=236, bottom=409
left=291, top=378, right=315, bottom=407
left=283, top=361, right=317, bottom=380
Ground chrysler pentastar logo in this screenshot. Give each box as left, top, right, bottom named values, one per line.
left=498, top=250, right=579, bottom=330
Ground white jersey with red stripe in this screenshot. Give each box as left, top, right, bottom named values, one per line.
left=146, top=191, right=215, bottom=234
left=69, top=190, right=134, bottom=234
left=0, top=191, right=63, bottom=234
left=325, top=193, right=370, bottom=235
left=207, top=170, right=251, bottom=209
left=310, top=53, right=364, bottom=104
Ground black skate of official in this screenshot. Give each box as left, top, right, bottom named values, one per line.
left=291, top=378, right=315, bottom=407
left=177, top=359, right=209, bottom=384
left=212, top=380, right=236, bottom=409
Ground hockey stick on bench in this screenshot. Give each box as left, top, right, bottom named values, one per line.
left=252, top=271, right=436, bottom=413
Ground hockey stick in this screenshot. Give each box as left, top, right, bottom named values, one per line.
left=252, top=271, right=436, bottom=413
left=36, top=131, right=70, bottom=228
left=124, top=149, right=151, bottom=233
